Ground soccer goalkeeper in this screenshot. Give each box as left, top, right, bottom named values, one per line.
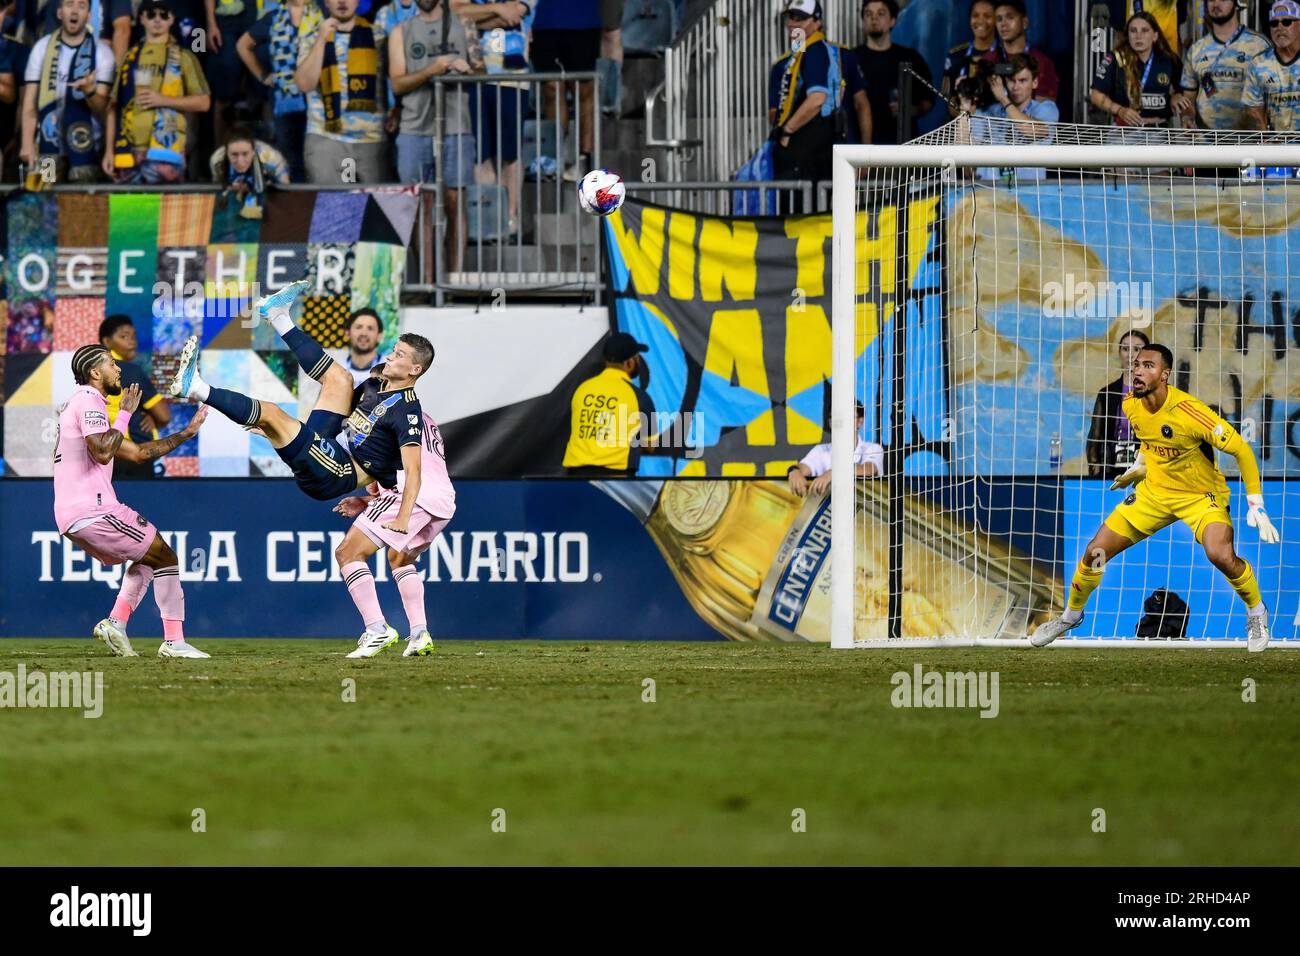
left=1032, top=343, right=1279, bottom=652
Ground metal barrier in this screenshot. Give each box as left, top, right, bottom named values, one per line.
left=650, top=0, right=861, bottom=184
left=411, top=71, right=604, bottom=305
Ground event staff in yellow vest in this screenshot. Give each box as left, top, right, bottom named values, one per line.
left=563, top=332, right=658, bottom=477
left=1244, top=1, right=1300, bottom=132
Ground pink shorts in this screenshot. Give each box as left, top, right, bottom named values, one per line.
left=65, top=503, right=157, bottom=565
left=354, top=492, right=450, bottom=557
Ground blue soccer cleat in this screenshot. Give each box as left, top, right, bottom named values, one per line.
left=254, top=278, right=310, bottom=319
left=169, top=334, right=201, bottom=399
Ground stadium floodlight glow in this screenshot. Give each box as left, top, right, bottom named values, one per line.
left=830, top=121, right=1300, bottom=649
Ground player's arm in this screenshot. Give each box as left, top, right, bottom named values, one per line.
left=1188, top=403, right=1279, bottom=543
left=115, top=409, right=207, bottom=464
left=83, top=383, right=142, bottom=464
left=383, top=443, right=422, bottom=534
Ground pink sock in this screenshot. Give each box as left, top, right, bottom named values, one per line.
left=153, top=567, right=185, bottom=642
left=393, top=566, right=427, bottom=635
left=342, top=561, right=386, bottom=632
left=110, top=563, right=154, bottom=625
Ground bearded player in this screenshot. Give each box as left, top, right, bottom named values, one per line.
left=1032, top=344, right=1279, bottom=651
left=332, top=409, right=456, bottom=658
left=54, top=345, right=210, bottom=658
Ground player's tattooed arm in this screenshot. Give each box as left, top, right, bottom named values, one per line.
left=84, top=430, right=125, bottom=465
left=116, top=409, right=208, bottom=463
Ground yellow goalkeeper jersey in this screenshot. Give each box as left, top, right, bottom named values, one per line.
left=1123, top=386, right=1262, bottom=498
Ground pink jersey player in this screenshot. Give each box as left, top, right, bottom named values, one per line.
left=53, top=344, right=209, bottom=659
left=333, top=411, right=456, bottom=658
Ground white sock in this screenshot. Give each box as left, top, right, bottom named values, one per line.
left=365, top=621, right=388, bottom=635
left=189, top=375, right=210, bottom=402
left=409, top=626, right=428, bottom=640
left=268, top=308, right=294, bottom=336
left=1247, top=603, right=1268, bottom=619
left=1061, top=608, right=1082, bottom=624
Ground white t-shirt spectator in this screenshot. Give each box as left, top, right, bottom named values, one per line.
left=800, top=439, right=885, bottom=477
left=970, top=98, right=1059, bottom=181
left=24, top=34, right=117, bottom=146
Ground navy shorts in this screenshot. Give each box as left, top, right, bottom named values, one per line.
left=275, top=409, right=358, bottom=501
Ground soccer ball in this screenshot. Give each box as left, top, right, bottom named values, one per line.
left=577, top=169, right=626, bottom=216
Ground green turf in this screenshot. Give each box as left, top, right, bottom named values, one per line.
left=0, top=639, right=1295, bottom=865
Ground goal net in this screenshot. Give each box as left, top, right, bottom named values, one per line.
left=830, top=119, right=1300, bottom=649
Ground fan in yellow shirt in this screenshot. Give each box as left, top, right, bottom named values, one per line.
left=1032, top=343, right=1279, bottom=651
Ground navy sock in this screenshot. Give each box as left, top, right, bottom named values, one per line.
left=206, top=387, right=262, bottom=428
left=283, top=327, right=335, bottom=382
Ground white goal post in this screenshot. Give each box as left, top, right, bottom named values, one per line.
left=830, top=129, right=1300, bottom=649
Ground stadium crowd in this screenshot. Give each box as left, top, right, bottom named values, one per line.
left=767, top=0, right=1300, bottom=186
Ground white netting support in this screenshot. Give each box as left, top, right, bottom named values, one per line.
left=831, top=119, right=1300, bottom=649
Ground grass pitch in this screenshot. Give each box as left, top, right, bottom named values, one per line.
left=0, top=639, right=1295, bottom=866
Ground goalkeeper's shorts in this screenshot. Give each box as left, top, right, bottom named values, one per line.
left=1104, top=481, right=1232, bottom=545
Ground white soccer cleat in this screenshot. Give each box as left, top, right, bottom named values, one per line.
left=347, top=625, right=399, bottom=659
left=169, top=334, right=202, bottom=399
left=1246, top=611, right=1271, bottom=653
left=254, top=278, right=310, bottom=319
left=157, top=640, right=211, bottom=659
left=1029, top=614, right=1082, bottom=647
left=93, top=619, right=138, bottom=657
left=403, top=634, right=435, bottom=657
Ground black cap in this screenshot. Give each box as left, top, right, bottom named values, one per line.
left=137, top=0, right=174, bottom=17
left=603, top=332, right=649, bottom=363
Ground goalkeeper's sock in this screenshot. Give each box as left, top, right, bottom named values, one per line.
left=1065, top=557, right=1105, bottom=617
left=1228, top=561, right=1263, bottom=611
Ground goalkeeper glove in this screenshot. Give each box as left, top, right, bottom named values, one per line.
left=1247, top=494, right=1280, bottom=544
left=1109, top=453, right=1146, bottom=490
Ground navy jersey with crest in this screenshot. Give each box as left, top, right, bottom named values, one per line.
left=343, top=383, right=424, bottom=488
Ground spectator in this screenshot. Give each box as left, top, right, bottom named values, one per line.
left=1087, top=329, right=1148, bottom=480
left=294, top=0, right=389, bottom=184
left=204, top=0, right=256, bottom=151
left=1090, top=12, right=1181, bottom=129
left=0, top=19, right=18, bottom=173
left=98, top=314, right=172, bottom=480
left=341, top=308, right=383, bottom=385
left=834, top=40, right=872, bottom=145
left=20, top=0, right=115, bottom=184
left=942, top=0, right=997, bottom=116
left=462, top=0, right=535, bottom=236
left=983, top=0, right=1057, bottom=103
left=1245, top=2, right=1300, bottom=132
left=102, top=0, right=210, bottom=184
left=210, top=125, right=289, bottom=219
left=388, top=0, right=481, bottom=271
left=767, top=0, right=838, bottom=191
left=531, top=0, right=601, bottom=183
left=1175, top=0, right=1268, bottom=131
left=373, top=0, right=416, bottom=137
left=852, top=0, right=932, bottom=144
left=600, top=0, right=623, bottom=117
left=787, top=403, right=882, bottom=496
left=959, top=52, right=1057, bottom=182
left=562, top=332, right=656, bottom=478
left=15, top=0, right=133, bottom=64
left=238, top=0, right=311, bottom=182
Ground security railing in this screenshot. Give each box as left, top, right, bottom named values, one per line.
left=649, top=0, right=861, bottom=183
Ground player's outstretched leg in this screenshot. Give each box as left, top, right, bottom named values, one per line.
left=1031, top=525, right=1135, bottom=647
left=1201, top=523, right=1270, bottom=652
left=170, top=333, right=263, bottom=428
left=92, top=562, right=155, bottom=657
left=392, top=550, right=434, bottom=657
left=253, top=279, right=338, bottom=382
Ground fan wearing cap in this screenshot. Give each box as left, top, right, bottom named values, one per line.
left=767, top=1, right=839, bottom=192
left=562, top=331, right=658, bottom=478
left=1244, top=1, right=1300, bottom=132
left=787, top=401, right=884, bottom=497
